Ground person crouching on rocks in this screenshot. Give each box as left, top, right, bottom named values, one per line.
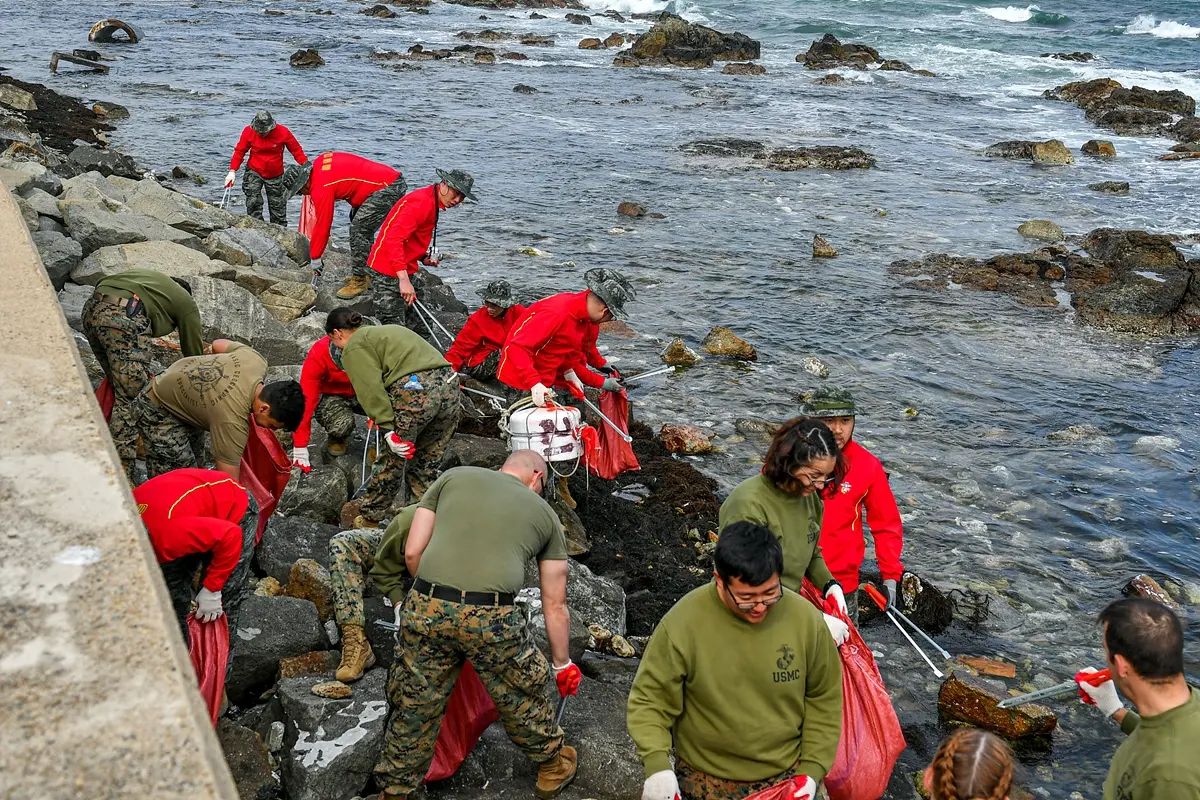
left=445, top=280, right=527, bottom=382
left=923, top=728, right=1013, bottom=800
left=718, top=417, right=852, bottom=647
left=225, top=111, right=306, bottom=225
left=290, top=308, right=369, bottom=474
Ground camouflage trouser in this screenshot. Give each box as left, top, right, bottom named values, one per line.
left=374, top=592, right=563, bottom=793
left=329, top=527, right=384, bottom=628
left=243, top=170, right=287, bottom=225
left=462, top=350, right=501, bottom=382
left=349, top=177, right=408, bottom=277
left=368, top=272, right=412, bottom=328
left=132, top=385, right=206, bottom=479
left=677, top=759, right=829, bottom=800
left=315, top=393, right=363, bottom=445
left=159, top=493, right=259, bottom=680
left=81, top=292, right=151, bottom=481
left=359, top=366, right=461, bottom=523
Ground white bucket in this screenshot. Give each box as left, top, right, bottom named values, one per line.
left=507, top=404, right=583, bottom=462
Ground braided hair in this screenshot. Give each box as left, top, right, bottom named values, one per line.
left=761, top=416, right=844, bottom=498
left=929, top=728, right=1014, bottom=800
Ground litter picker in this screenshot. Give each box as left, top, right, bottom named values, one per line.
left=218, top=186, right=231, bottom=209
left=886, top=601, right=950, bottom=659
left=410, top=301, right=447, bottom=351
left=863, top=583, right=944, bottom=678
left=554, top=695, right=569, bottom=727
left=997, top=669, right=1111, bottom=709
left=620, top=365, right=676, bottom=387
left=414, top=299, right=456, bottom=342
left=568, top=386, right=633, bottom=443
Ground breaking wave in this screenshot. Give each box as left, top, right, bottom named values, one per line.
left=979, top=5, right=1069, bottom=25
left=1124, top=14, right=1200, bottom=38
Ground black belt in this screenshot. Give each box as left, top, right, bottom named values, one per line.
left=412, top=577, right=515, bottom=607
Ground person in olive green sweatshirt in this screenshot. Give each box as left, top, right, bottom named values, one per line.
left=719, top=417, right=851, bottom=646
left=1073, top=598, right=1200, bottom=800
left=628, top=521, right=843, bottom=800
left=331, top=309, right=461, bottom=528
left=81, top=268, right=205, bottom=481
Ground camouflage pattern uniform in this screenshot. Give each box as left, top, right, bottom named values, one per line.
left=359, top=366, right=460, bottom=522
left=462, top=350, right=502, bottom=382
left=677, top=759, right=830, bottom=800
left=243, top=171, right=288, bottom=225
left=374, top=592, right=564, bottom=793
left=314, top=394, right=364, bottom=445
left=328, top=528, right=384, bottom=628
left=368, top=274, right=410, bottom=328
left=348, top=177, right=408, bottom=279
left=81, top=291, right=151, bottom=481
left=132, top=385, right=205, bottom=479
left=159, top=493, right=259, bottom=678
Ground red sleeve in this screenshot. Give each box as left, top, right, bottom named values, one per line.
left=306, top=183, right=336, bottom=259
left=152, top=517, right=244, bottom=591
left=367, top=195, right=419, bottom=277
left=498, top=308, right=558, bottom=390
left=292, top=347, right=327, bottom=448
left=573, top=357, right=606, bottom=388
left=864, top=461, right=904, bottom=581
left=584, top=323, right=606, bottom=369
left=445, top=311, right=485, bottom=372
left=230, top=128, right=252, bottom=171
left=284, top=128, right=307, bottom=164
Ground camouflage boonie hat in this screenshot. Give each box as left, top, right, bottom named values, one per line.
left=282, top=162, right=313, bottom=202
left=435, top=168, right=477, bottom=202
left=800, top=386, right=856, bottom=418
left=251, top=110, right=276, bottom=135
left=476, top=280, right=518, bottom=309
left=584, top=268, right=636, bottom=319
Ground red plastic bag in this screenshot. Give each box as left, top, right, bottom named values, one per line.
left=96, top=377, right=114, bottom=421
left=744, top=775, right=814, bottom=800
left=425, top=661, right=499, bottom=782
left=800, top=582, right=905, bottom=800
left=583, top=389, right=640, bottom=479
left=240, top=417, right=291, bottom=542
left=298, top=194, right=317, bottom=240
left=186, top=613, right=230, bottom=726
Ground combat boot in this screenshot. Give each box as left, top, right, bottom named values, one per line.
left=535, top=745, right=577, bottom=799
left=353, top=515, right=381, bottom=530
left=326, top=438, right=348, bottom=457
left=336, top=275, right=371, bottom=300
left=335, top=624, right=376, bottom=683
left=556, top=476, right=577, bottom=510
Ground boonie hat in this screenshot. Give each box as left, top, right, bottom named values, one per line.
left=477, top=280, right=518, bottom=309
left=800, top=386, right=856, bottom=418
left=584, top=268, right=636, bottom=319
left=282, top=162, right=313, bottom=202
left=435, top=168, right=478, bottom=202
left=252, top=110, right=276, bottom=135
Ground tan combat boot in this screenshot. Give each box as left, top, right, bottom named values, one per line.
left=336, top=624, right=376, bottom=683
left=335, top=274, right=371, bottom=300
left=326, top=438, right=348, bottom=457
left=535, top=745, right=578, bottom=799
left=556, top=476, right=577, bottom=510
left=352, top=515, right=381, bottom=530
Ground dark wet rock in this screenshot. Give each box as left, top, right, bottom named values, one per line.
left=1080, top=228, right=1184, bottom=272
left=579, top=37, right=603, bottom=49
left=1017, top=219, right=1065, bottom=242
left=361, top=3, right=397, bottom=17
left=660, top=338, right=699, bottom=367
left=444, top=0, right=585, bottom=7
left=500, top=51, right=528, bottom=60
left=512, top=83, right=537, bottom=94
left=603, top=32, right=626, bottom=48
left=615, top=12, right=759, bottom=69
left=660, top=424, right=714, bottom=455
left=812, top=233, right=837, bottom=257
left=1168, top=141, right=1200, bottom=153
left=701, top=325, right=757, bottom=360
left=566, top=12, right=591, bottom=24
left=519, top=34, right=555, bottom=46
left=797, top=33, right=880, bottom=69
left=938, top=672, right=1057, bottom=739
left=1122, top=574, right=1180, bottom=609
left=289, top=48, right=325, bottom=68
left=456, top=29, right=513, bottom=41
left=815, top=73, right=847, bottom=86
left=217, top=720, right=277, bottom=799
left=983, top=139, right=1073, bottom=165
left=255, top=516, right=342, bottom=583
left=1082, top=139, right=1116, bottom=158
left=285, top=558, right=335, bottom=623
left=67, top=143, right=142, bottom=179
left=1044, top=78, right=1196, bottom=139
left=879, top=59, right=911, bottom=71
left=229, top=595, right=328, bottom=705
left=722, top=61, right=766, bottom=75
left=734, top=417, right=778, bottom=441
left=473, top=50, right=497, bottom=64
left=1042, top=51, right=1094, bottom=62
left=680, top=137, right=766, bottom=157
left=440, top=433, right=510, bottom=470
left=755, top=145, right=876, bottom=170
left=1089, top=180, right=1129, bottom=193
left=91, top=101, right=129, bottom=119
left=617, top=200, right=646, bottom=217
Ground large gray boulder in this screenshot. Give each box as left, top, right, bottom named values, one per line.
left=67, top=143, right=142, bottom=179
left=123, top=178, right=238, bottom=236
left=32, top=230, right=82, bottom=289
left=71, top=240, right=232, bottom=285
left=21, top=187, right=64, bottom=220
left=235, top=216, right=311, bottom=266
left=57, top=171, right=126, bottom=209
left=62, top=203, right=199, bottom=255
left=255, top=516, right=342, bottom=582
left=203, top=226, right=299, bottom=271
left=230, top=595, right=328, bottom=704
left=232, top=264, right=317, bottom=296
left=522, top=558, right=626, bottom=636
left=287, top=312, right=329, bottom=353
left=187, top=275, right=307, bottom=364
left=278, top=670, right=389, bottom=800
left=261, top=280, right=319, bottom=323
left=58, top=283, right=93, bottom=332
left=217, top=719, right=278, bottom=800
left=0, top=158, right=62, bottom=195
left=277, top=466, right=350, bottom=525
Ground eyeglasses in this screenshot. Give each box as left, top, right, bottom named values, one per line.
left=793, top=470, right=834, bottom=487
left=723, top=584, right=784, bottom=611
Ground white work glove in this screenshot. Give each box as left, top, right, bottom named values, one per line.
left=563, top=369, right=585, bottom=394
left=224, top=169, right=236, bottom=188
left=601, top=376, right=623, bottom=392
left=385, top=432, right=415, bottom=459
left=531, top=382, right=554, bottom=407
left=792, top=775, right=818, bottom=800
left=884, top=578, right=898, bottom=609
left=824, top=583, right=848, bottom=616
left=823, top=612, right=850, bottom=646
left=290, top=446, right=311, bottom=473
left=195, top=588, right=224, bottom=622
left=1077, top=667, right=1123, bottom=718
left=641, top=769, right=681, bottom=800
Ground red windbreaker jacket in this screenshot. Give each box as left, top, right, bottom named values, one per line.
left=366, top=184, right=438, bottom=278
left=305, top=151, right=402, bottom=259
left=445, top=304, right=527, bottom=371
left=497, top=291, right=608, bottom=390
left=818, top=439, right=904, bottom=590
left=229, top=124, right=307, bottom=180
left=293, top=335, right=357, bottom=449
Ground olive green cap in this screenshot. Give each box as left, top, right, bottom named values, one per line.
left=800, top=386, right=856, bottom=418
left=584, top=267, right=636, bottom=319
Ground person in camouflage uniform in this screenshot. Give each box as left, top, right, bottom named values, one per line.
left=372, top=453, right=580, bottom=800
left=226, top=111, right=306, bottom=225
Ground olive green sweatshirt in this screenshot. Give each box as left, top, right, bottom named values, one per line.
left=627, top=583, right=843, bottom=783
left=96, top=268, right=204, bottom=357
left=369, top=504, right=418, bottom=605
left=340, top=325, right=449, bottom=430
left=719, top=474, right=836, bottom=592
left=1104, top=689, right=1200, bottom=800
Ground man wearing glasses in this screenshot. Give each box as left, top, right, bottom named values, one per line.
left=627, top=521, right=843, bottom=800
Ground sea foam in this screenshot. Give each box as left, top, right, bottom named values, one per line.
left=1124, top=14, right=1200, bottom=39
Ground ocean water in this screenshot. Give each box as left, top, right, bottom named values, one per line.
left=3, top=0, right=1198, bottom=794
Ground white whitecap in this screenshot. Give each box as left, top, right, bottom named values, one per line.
left=1124, top=14, right=1200, bottom=39
left=54, top=546, right=101, bottom=566
left=980, top=5, right=1037, bottom=22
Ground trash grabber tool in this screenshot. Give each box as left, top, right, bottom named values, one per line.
left=567, top=386, right=633, bottom=443
left=864, top=583, right=943, bottom=678
left=460, top=385, right=507, bottom=411
left=554, top=695, right=569, bottom=727
left=415, top=299, right=455, bottom=341
left=360, top=420, right=381, bottom=487
left=218, top=186, right=231, bottom=209
left=890, top=606, right=951, bottom=659
left=997, top=668, right=1111, bottom=708
left=411, top=301, right=446, bottom=350
left=621, top=365, right=676, bottom=386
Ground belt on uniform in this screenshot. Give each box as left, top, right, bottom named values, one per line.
left=411, top=577, right=514, bottom=607
left=98, top=291, right=143, bottom=312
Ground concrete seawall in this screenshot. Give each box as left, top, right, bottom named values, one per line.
left=0, top=185, right=237, bottom=798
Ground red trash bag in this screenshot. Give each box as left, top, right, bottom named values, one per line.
left=425, top=661, right=499, bottom=782
left=298, top=194, right=317, bottom=240
left=800, top=581, right=905, bottom=800
left=186, top=613, right=230, bottom=726
left=744, top=775, right=814, bottom=800
left=95, top=377, right=115, bottom=421
left=240, top=417, right=291, bottom=542
left=583, top=389, right=640, bottom=479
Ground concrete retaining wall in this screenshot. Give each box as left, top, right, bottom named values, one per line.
left=0, top=185, right=237, bottom=798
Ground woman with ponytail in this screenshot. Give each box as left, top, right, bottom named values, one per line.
left=924, top=728, right=1014, bottom=800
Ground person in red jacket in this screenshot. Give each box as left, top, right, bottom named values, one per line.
left=289, top=308, right=366, bottom=472
left=445, top=280, right=527, bottom=381
left=133, top=468, right=259, bottom=658
left=366, top=168, right=476, bottom=326
left=802, top=387, right=904, bottom=621
left=281, top=152, right=407, bottom=300
left=226, top=111, right=307, bottom=225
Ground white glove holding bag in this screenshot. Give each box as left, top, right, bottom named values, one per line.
left=531, top=382, right=554, bottom=407
left=195, top=588, right=224, bottom=622
left=641, top=770, right=680, bottom=800
left=823, top=612, right=850, bottom=646
left=290, top=446, right=311, bottom=473
left=563, top=369, right=586, bottom=394
left=824, top=583, right=848, bottom=616
left=792, top=775, right=817, bottom=800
